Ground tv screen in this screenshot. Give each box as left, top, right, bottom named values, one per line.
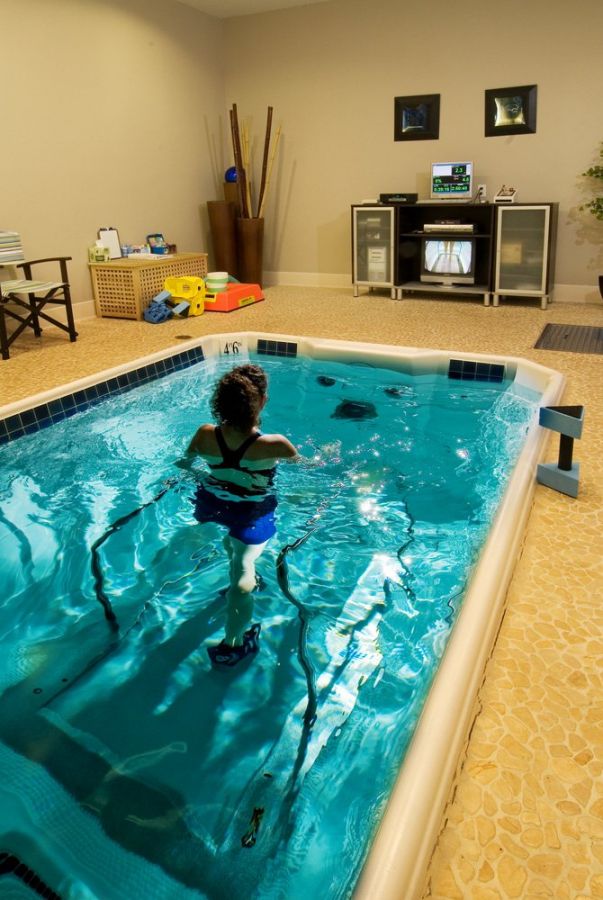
left=420, top=237, right=475, bottom=286
left=430, top=161, right=473, bottom=200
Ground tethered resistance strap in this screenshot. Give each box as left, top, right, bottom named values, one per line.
left=275, top=464, right=360, bottom=733
left=90, top=476, right=181, bottom=629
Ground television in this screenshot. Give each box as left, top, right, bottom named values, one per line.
left=430, top=161, right=473, bottom=200
left=420, top=237, right=475, bottom=286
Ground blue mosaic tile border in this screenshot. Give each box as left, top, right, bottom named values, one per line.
left=257, top=339, right=297, bottom=358
left=448, top=358, right=505, bottom=383
left=0, top=346, right=205, bottom=445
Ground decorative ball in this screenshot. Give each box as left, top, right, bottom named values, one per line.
left=225, top=166, right=238, bottom=183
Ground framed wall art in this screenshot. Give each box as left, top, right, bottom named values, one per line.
left=484, top=84, right=537, bottom=136
left=394, top=94, right=440, bottom=141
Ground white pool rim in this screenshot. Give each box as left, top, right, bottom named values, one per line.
left=0, top=332, right=565, bottom=899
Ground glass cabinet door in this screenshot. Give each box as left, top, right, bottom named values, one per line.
left=495, top=206, right=550, bottom=294
left=353, top=207, right=394, bottom=286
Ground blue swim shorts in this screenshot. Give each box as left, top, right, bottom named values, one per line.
left=193, top=486, right=277, bottom=545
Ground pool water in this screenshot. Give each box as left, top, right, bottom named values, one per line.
left=0, top=353, right=539, bottom=899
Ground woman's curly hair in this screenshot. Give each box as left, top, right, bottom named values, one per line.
left=211, top=364, right=268, bottom=431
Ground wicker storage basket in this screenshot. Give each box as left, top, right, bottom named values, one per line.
left=89, top=252, right=208, bottom=319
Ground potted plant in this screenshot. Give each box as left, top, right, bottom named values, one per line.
left=581, top=142, right=603, bottom=299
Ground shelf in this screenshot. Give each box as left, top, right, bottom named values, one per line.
left=400, top=232, right=490, bottom=239
left=500, top=226, right=544, bottom=233
left=498, top=272, right=543, bottom=284
left=497, top=286, right=544, bottom=294
left=400, top=281, right=490, bottom=295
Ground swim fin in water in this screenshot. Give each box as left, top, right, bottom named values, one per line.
left=208, top=623, right=261, bottom=668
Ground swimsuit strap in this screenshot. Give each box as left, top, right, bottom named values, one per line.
left=215, top=426, right=261, bottom=469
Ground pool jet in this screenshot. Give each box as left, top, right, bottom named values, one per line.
left=332, top=400, right=378, bottom=420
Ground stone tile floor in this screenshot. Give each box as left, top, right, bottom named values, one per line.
left=1, top=286, right=602, bottom=898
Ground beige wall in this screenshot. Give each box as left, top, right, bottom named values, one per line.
left=2, top=0, right=602, bottom=305
left=224, top=0, right=603, bottom=297
left=2, top=0, right=225, bottom=303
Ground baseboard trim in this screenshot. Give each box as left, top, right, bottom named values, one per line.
left=46, top=299, right=96, bottom=325
left=263, top=274, right=599, bottom=304
left=263, top=271, right=351, bottom=289
left=2, top=298, right=96, bottom=330
left=552, top=283, right=601, bottom=304
left=75, top=299, right=96, bottom=320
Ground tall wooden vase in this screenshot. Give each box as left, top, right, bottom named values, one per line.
left=207, top=200, right=238, bottom=278
left=236, top=217, right=264, bottom=286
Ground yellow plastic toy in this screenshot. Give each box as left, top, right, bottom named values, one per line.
left=163, top=276, right=205, bottom=316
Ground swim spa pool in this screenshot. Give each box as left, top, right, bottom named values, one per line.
left=0, top=333, right=564, bottom=899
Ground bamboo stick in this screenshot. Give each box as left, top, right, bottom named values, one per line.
left=258, top=125, right=281, bottom=219
left=230, top=104, right=250, bottom=218
left=256, top=106, right=273, bottom=218
left=242, top=122, right=253, bottom=220
left=229, top=107, right=246, bottom=218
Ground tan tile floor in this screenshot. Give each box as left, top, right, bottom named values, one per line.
left=1, top=287, right=602, bottom=898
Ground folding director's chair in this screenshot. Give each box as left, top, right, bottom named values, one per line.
left=0, top=230, right=78, bottom=360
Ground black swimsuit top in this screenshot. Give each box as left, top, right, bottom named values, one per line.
left=204, top=427, right=277, bottom=500
left=212, top=427, right=261, bottom=469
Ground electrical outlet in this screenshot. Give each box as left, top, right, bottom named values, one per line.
left=477, top=184, right=487, bottom=201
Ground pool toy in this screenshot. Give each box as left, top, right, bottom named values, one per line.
left=143, top=279, right=207, bottom=322
left=170, top=301, right=191, bottom=317
left=204, top=282, right=264, bottom=313
left=164, top=276, right=205, bottom=300
left=143, top=290, right=173, bottom=324
left=160, top=276, right=206, bottom=316
left=206, top=271, right=229, bottom=292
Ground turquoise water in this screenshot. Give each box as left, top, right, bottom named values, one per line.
left=0, top=353, right=539, bottom=898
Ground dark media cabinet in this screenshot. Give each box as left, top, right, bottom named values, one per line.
left=351, top=202, right=558, bottom=308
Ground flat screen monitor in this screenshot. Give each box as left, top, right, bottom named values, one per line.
left=430, top=161, right=473, bottom=200
left=420, top=237, right=475, bottom=286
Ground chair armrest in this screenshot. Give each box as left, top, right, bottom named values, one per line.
left=17, top=256, right=73, bottom=267
left=18, top=256, right=72, bottom=283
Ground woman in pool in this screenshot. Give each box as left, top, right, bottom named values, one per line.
left=177, top=364, right=298, bottom=667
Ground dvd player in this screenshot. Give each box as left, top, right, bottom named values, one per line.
left=423, top=222, right=475, bottom=233
left=379, top=192, right=418, bottom=204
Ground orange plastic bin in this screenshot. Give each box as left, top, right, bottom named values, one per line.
left=204, top=282, right=264, bottom=312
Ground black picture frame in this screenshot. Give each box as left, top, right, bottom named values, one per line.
left=394, top=94, right=440, bottom=141
left=484, top=84, right=537, bottom=136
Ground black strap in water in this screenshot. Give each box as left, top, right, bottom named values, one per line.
left=276, top=533, right=318, bottom=730
left=275, top=478, right=344, bottom=732
left=272, top=474, right=355, bottom=806
left=90, top=477, right=180, bottom=628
